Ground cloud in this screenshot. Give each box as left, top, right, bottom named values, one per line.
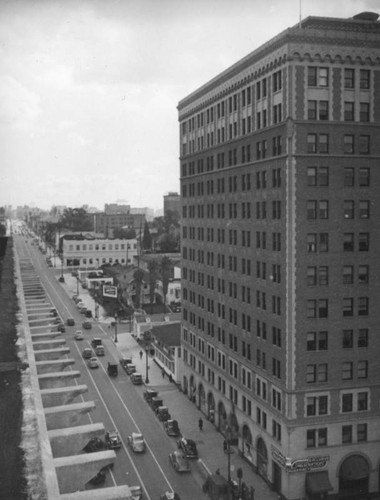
left=0, top=76, right=41, bottom=130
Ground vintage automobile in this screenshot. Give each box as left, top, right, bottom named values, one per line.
left=125, top=363, right=136, bottom=375
left=107, top=362, right=118, bottom=377
left=131, top=373, right=143, bottom=385
left=75, top=330, right=84, bottom=340
left=105, top=430, right=121, bottom=449
left=88, top=356, right=99, bottom=369
left=160, top=492, right=180, bottom=500
left=169, top=451, right=191, bottom=473
left=91, top=338, right=103, bottom=349
left=57, top=323, right=66, bottom=332
left=130, top=485, right=143, bottom=500
left=177, top=437, right=198, bottom=459
left=67, top=317, right=75, bottom=326
left=156, top=406, right=171, bottom=422
left=164, top=419, right=181, bottom=437
left=82, top=320, right=92, bottom=330
left=143, top=389, right=158, bottom=402
left=128, top=432, right=146, bottom=453
left=82, top=347, right=93, bottom=359
left=150, top=397, right=163, bottom=411
left=95, top=345, right=105, bottom=356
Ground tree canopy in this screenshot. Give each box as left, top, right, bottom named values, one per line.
left=60, top=207, right=92, bottom=231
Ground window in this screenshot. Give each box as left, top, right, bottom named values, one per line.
left=307, top=233, right=317, bottom=253
left=308, top=67, right=328, bottom=87
left=307, top=134, right=316, bottom=153
left=344, top=135, right=354, bottom=154
left=342, top=362, right=353, bottom=380
left=307, top=267, right=317, bottom=286
left=344, top=200, right=354, bottom=219
left=359, top=135, right=370, bottom=155
left=358, top=297, right=368, bottom=316
left=342, top=330, right=353, bottom=348
left=358, top=233, right=369, bottom=251
left=344, top=102, right=354, bottom=121
left=358, top=392, right=368, bottom=411
left=343, top=233, right=354, bottom=251
left=307, top=167, right=317, bottom=186
left=306, top=395, right=328, bottom=416
left=342, top=425, right=352, bottom=444
left=358, top=265, right=368, bottom=284
left=360, top=102, right=369, bottom=122
left=342, top=393, right=353, bottom=412
left=319, top=101, right=328, bottom=120
left=307, top=428, right=327, bottom=448
left=359, top=200, right=369, bottom=219
left=359, top=168, right=370, bottom=186
left=344, top=167, right=354, bottom=186
left=319, top=200, right=328, bottom=219
left=358, top=329, right=368, bottom=348
left=307, top=364, right=327, bottom=383
left=358, top=360, right=368, bottom=379
left=319, top=134, right=329, bottom=153
left=343, top=298, right=353, bottom=316
left=360, top=69, right=370, bottom=89
left=343, top=266, right=353, bottom=284
left=307, top=201, right=317, bottom=219
left=357, top=423, right=367, bottom=442
left=344, top=68, right=355, bottom=88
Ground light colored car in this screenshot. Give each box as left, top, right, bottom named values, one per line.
left=74, top=330, right=84, bottom=340
left=88, top=356, right=99, bottom=369
left=128, top=432, right=145, bottom=453
left=130, top=485, right=143, bottom=500
left=76, top=301, right=85, bottom=309
left=169, top=451, right=190, bottom=473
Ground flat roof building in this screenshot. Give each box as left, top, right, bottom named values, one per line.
left=178, top=11, right=380, bottom=500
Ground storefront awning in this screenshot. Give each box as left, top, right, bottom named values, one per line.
left=306, top=471, right=333, bottom=494
left=340, top=455, right=369, bottom=481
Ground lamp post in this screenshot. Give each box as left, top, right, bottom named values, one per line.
left=145, top=343, right=150, bottom=384
left=76, top=276, right=79, bottom=296
left=114, top=313, right=118, bottom=343
left=225, top=425, right=232, bottom=484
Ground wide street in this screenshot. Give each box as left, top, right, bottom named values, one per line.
left=14, top=233, right=207, bottom=500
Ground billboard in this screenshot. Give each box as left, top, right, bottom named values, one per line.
left=103, top=285, right=117, bottom=298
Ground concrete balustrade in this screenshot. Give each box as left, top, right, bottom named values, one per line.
left=44, top=401, right=96, bottom=430
left=38, top=370, right=81, bottom=389
left=49, top=423, right=105, bottom=457
left=34, top=347, right=70, bottom=361
left=41, top=384, right=87, bottom=407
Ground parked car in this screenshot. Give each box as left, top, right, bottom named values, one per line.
left=67, top=317, right=75, bottom=326
left=105, top=430, right=121, bottom=449
left=143, top=389, right=158, bottom=402
left=95, top=345, right=104, bottom=356
left=125, top=363, right=136, bottom=375
left=82, top=321, right=92, bottom=329
left=107, top=362, right=118, bottom=377
left=75, top=330, right=84, bottom=340
left=76, top=301, right=85, bottom=309
left=80, top=306, right=88, bottom=314
left=150, top=397, right=163, bottom=411
left=130, top=485, right=143, bottom=500
left=88, top=356, right=99, bottom=369
left=82, top=347, right=93, bottom=359
left=52, top=317, right=61, bottom=324
left=85, top=309, right=92, bottom=318
left=156, top=406, right=171, bottom=422
left=83, top=437, right=106, bottom=453
left=177, top=437, right=198, bottom=459
left=128, top=432, right=145, bottom=453
left=131, top=373, right=143, bottom=385
left=57, top=323, right=66, bottom=332
left=164, top=419, right=181, bottom=437
left=160, top=492, right=180, bottom=500
left=169, top=451, right=191, bottom=473
left=49, top=308, right=58, bottom=317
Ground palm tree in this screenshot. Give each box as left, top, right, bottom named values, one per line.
left=160, top=256, right=171, bottom=314
left=133, top=268, right=145, bottom=310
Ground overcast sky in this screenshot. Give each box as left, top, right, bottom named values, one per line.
left=0, top=0, right=377, bottom=212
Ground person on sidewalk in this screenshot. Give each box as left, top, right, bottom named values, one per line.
left=198, top=418, right=203, bottom=431
left=139, top=350, right=143, bottom=360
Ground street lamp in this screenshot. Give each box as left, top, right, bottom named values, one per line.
left=145, top=343, right=150, bottom=384
left=225, top=425, right=232, bottom=484
left=114, top=313, right=118, bottom=343
left=76, top=277, right=79, bottom=295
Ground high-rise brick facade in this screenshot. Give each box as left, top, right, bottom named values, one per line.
left=178, top=12, right=380, bottom=500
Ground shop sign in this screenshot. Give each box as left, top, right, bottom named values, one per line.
left=271, top=446, right=329, bottom=473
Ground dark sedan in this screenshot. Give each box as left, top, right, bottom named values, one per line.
left=177, top=437, right=198, bottom=459
left=169, top=451, right=190, bottom=473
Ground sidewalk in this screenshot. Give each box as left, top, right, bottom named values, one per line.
left=115, top=331, right=279, bottom=500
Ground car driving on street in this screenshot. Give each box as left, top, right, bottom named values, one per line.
left=177, top=437, right=198, bottom=459
left=88, top=356, right=99, bottom=369
left=105, top=430, right=121, bottom=449
left=128, top=432, right=145, bottom=453
left=82, top=347, right=93, bottom=358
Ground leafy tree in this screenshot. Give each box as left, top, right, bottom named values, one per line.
left=147, top=260, right=159, bottom=313
left=157, top=232, right=179, bottom=252
left=60, top=207, right=92, bottom=231
left=160, top=256, right=171, bottom=311
left=133, top=268, right=145, bottom=309
left=142, top=221, right=152, bottom=250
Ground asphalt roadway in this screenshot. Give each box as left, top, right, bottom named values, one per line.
left=62, top=272, right=280, bottom=500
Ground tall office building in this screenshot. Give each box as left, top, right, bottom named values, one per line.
left=178, top=12, right=380, bottom=500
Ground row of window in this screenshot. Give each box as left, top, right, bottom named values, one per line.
left=307, top=328, right=368, bottom=351
left=306, top=297, right=369, bottom=318
left=306, top=362, right=369, bottom=383
left=307, top=265, right=368, bottom=286
left=307, top=166, right=370, bottom=187
left=307, top=232, right=369, bottom=253
left=306, top=422, right=368, bottom=449
left=66, top=242, right=136, bottom=251
left=308, top=67, right=370, bottom=89
left=307, top=133, right=370, bottom=155
left=307, top=100, right=370, bottom=122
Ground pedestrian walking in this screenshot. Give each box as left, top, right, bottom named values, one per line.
left=162, top=369, right=165, bottom=378
left=139, top=350, right=143, bottom=360
left=169, top=373, right=172, bottom=383
left=198, top=418, right=203, bottom=431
